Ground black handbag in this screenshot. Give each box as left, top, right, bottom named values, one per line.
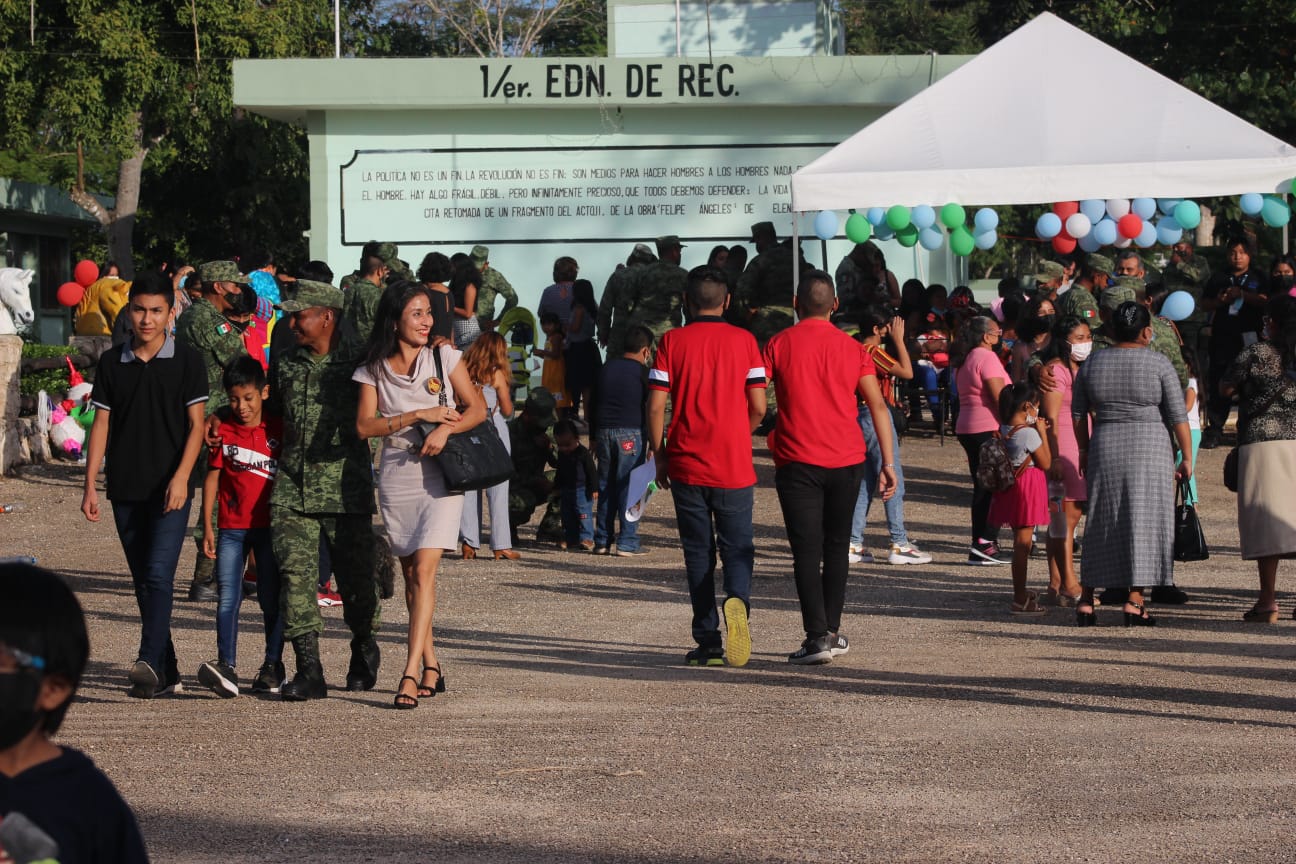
left=1173, top=480, right=1209, bottom=562
left=419, top=346, right=513, bottom=493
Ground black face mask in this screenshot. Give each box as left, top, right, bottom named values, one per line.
left=1038, top=314, right=1056, bottom=330
left=0, top=672, right=43, bottom=749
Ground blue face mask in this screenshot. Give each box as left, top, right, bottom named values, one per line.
left=1002, top=338, right=1015, bottom=351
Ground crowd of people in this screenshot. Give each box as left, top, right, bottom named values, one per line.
left=56, top=222, right=1296, bottom=710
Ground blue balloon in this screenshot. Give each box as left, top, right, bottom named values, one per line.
left=1091, top=218, right=1118, bottom=246
left=1156, top=216, right=1183, bottom=246
left=814, top=210, right=839, bottom=241
left=873, top=222, right=896, bottom=241
left=1173, top=199, right=1201, bottom=230
left=1157, top=198, right=1182, bottom=216
left=973, top=207, right=999, bottom=232
left=1135, top=220, right=1158, bottom=248
left=1035, top=212, right=1062, bottom=240
left=911, top=205, right=937, bottom=230
left=865, top=207, right=887, bottom=226
left=1080, top=199, right=1106, bottom=224
left=1160, top=290, right=1195, bottom=322
left=1262, top=195, right=1291, bottom=228
left=918, top=226, right=944, bottom=250
left=1077, top=232, right=1102, bottom=253
left=1131, top=197, right=1157, bottom=220
left=973, top=229, right=998, bottom=251
left=1240, top=193, right=1264, bottom=216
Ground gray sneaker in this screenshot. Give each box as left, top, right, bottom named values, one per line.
left=828, top=633, right=849, bottom=657
left=197, top=659, right=239, bottom=698
left=888, top=543, right=932, bottom=565
left=788, top=635, right=833, bottom=665
left=127, top=660, right=159, bottom=699
left=614, top=548, right=648, bottom=557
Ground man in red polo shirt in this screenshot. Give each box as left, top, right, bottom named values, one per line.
left=648, top=265, right=766, bottom=668
left=764, top=270, right=896, bottom=665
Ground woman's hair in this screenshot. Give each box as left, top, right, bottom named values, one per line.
left=1180, top=344, right=1200, bottom=378
left=707, top=245, right=729, bottom=267
left=462, top=331, right=511, bottom=388
left=998, top=382, right=1039, bottom=424
left=1266, top=293, right=1296, bottom=371
left=417, top=252, right=453, bottom=284
left=858, top=304, right=893, bottom=337
left=899, top=279, right=927, bottom=318
left=1269, top=253, right=1296, bottom=275
left=1036, top=315, right=1089, bottom=367
left=449, top=254, right=481, bottom=299
left=1110, top=301, right=1152, bottom=342
left=726, top=245, right=748, bottom=273
left=363, top=279, right=434, bottom=373
left=1020, top=294, right=1055, bottom=323
left=951, top=315, right=997, bottom=368
left=539, top=311, right=561, bottom=330
left=1016, top=313, right=1052, bottom=345
left=857, top=241, right=887, bottom=274
left=572, top=279, right=597, bottom=316
left=553, top=256, right=578, bottom=283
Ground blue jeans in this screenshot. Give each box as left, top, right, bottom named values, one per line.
left=670, top=482, right=754, bottom=647
left=560, top=485, right=595, bottom=544
left=215, top=527, right=284, bottom=668
left=111, top=495, right=192, bottom=675
left=594, top=428, right=643, bottom=552
left=851, top=405, right=909, bottom=548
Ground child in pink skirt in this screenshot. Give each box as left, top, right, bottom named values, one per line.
left=988, top=383, right=1052, bottom=615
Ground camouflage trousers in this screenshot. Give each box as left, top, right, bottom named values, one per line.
left=751, top=307, right=794, bottom=415
left=272, top=506, right=379, bottom=642
left=509, top=483, right=563, bottom=541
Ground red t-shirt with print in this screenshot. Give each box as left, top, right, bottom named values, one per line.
left=209, top=416, right=283, bottom=529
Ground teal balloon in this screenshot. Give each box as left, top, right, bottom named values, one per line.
left=973, top=207, right=999, bottom=232
left=886, top=205, right=912, bottom=231
left=1173, top=199, right=1201, bottom=230
left=1291, top=178, right=1296, bottom=196
left=865, top=207, right=886, bottom=226
left=940, top=202, right=966, bottom=229
left=918, top=226, right=944, bottom=250
left=845, top=212, right=872, bottom=243
left=950, top=226, right=975, bottom=256
left=1160, top=290, right=1195, bottom=322
left=1261, top=195, right=1291, bottom=228
left=1240, top=193, right=1264, bottom=216
left=973, top=229, right=998, bottom=251
left=814, top=210, right=839, bottom=240
left=911, top=204, right=937, bottom=229
left=874, top=223, right=895, bottom=241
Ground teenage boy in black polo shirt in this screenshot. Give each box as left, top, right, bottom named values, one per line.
left=82, top=271, right=209, bottom=698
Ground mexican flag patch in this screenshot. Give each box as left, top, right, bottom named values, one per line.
left=217, top=322, right=232, bottom=335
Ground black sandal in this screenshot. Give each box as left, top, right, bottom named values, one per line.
left=394, top=676, right=419, bottom=710
left=419, top=665, right=446, bottom=699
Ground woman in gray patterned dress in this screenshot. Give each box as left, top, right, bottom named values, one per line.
left=1072, top=302, right=1193, bottom=627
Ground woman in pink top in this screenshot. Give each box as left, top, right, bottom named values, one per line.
left=954, top=315, right=1011, bottom=565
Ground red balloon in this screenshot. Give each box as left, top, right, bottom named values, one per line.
left=1053, top=201, right=1080, bottom=219
left=1117, top=213, right=1143, bottom=239
left=57, top=281, right=85, bottom=307
left=1051, top=235, right=1077, bottom=254
left=73, top=259, right=99, bottom=288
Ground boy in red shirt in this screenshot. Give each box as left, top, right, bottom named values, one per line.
left=764, top=271, right=896, bottom=665
left=648, top=265, right=766, bottom=667
left=199, top=356, right=285, bottom=696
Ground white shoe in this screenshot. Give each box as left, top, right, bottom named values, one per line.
left=848, top=546, right=874, bottom=565
left=888, top=543, right=932, bottom=565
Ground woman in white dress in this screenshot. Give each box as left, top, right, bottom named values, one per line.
left=354, top=280, right=486, bottom=709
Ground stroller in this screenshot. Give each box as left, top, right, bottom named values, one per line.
left=498, top=306, right=538, bottom=407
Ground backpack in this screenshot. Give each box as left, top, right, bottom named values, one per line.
left=976, top=425, right=1030, bottom=493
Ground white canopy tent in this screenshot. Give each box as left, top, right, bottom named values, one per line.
left=791, top=12, right=1296, bottom=212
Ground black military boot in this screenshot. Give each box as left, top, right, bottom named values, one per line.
left=281, top=633, right=327, bottom=701
left=345, top=635, right=380, bottom=692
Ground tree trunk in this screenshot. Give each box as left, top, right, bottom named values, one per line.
left=1196, top=204, right=1215, bottom=248
left=107, top=148, right=147, bottom=280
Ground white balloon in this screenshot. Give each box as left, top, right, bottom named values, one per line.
left=1105, top=198, right=1131, bottom=219
left=1114, top=235, right=1133, bottom=248
left=1065, top=213, right=1092, bottom=238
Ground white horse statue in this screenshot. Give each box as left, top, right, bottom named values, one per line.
left=0, top=268, right=36, bottom=335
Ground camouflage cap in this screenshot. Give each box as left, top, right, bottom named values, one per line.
left=1034, top=260, right=1065, bottom=283
left=470, top=244, right=490, bottom=265
left=655, top=235, right=686, bottom=249
left=1099, top=284, right=1137, bottom=312
left=277, top=279, right=344, bottom=312
left=628, top=243, right=656, bottom=265
left=375, top=242, right=412, bottom=278
left=1086, top=253, right=1115, bottom=276
left=198, top=260, right=251, bottom=285
left=523, top=388, right=557, bottom=426
left=1174, top=257, right=1208, bottom=283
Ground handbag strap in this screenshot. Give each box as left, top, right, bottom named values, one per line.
left=431, top=345, right=448, bottom=408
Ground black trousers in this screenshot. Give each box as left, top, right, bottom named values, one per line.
left=774, top=461, right=865, bottom=639
left=957, top=431, right=996, bottom=545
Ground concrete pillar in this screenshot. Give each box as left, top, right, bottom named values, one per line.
left=0, top=335, right=21, bottom=474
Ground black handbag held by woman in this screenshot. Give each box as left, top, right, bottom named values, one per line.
left=1173, top=479, right=1209, bottom=562
left=417, top=345, right=513, bottom=493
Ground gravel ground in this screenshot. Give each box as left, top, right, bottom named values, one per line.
left=3, top=432, right=1295, bottom=863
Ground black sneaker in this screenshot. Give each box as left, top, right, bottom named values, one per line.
left=197, top=659, right=239, bottom=698
left=127, top=660, right=159, bottom=699
left=788, top=635, right=833, bottom=665
left=250, top=661, right=286, bottom=694
left=1151, top=585, right=1189, bottom=605
left=685, top=645, right=726, bottom=667
left=156, top=663, right=184, bottom=696
left=967, top=541, right=1008, bottom=566
left=828, top=633, right=849, bottom=657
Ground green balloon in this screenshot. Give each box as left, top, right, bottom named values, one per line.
left=844, top=212, right=872, bottom=244
left=896, top=223, right=919, bottom=247
left=1290, top=177, right=1296, bottom=196
left=940, top=202, right=967, bottom=229
left=950, top=225, right=975, bottom=256
left=886, top=205, right=911, bottom=231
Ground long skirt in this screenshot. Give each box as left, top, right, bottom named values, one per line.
left=1238, top=439, right=1296, bottom=560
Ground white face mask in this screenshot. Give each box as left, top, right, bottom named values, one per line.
left=1069, top=341, right=1093, bottom=362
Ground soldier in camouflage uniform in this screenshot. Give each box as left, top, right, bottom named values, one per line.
left=614, top=236, right=686, bottom=345
left=267, top=280, right=380, bottom=701
left=1161, top=239, right=1211, bottom=376
left=1094, top=280, right=1189, bottom=389
left=174, top=260, right=251, bottom=601
left=736, top=222, right=807, bottom=347
left=508, top=389, right=563, bottom=541
left=340, top=241, right=411, bottom=293
left=1055, top=253, right=1111, bottom=325
left=341, top=248, right=389, bottom=346
left=600, top=243, right=656, bottom=356
left=469, top=244, right=518, bottom=331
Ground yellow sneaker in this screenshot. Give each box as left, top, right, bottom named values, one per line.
left=722, top=596, right=751, bottom=668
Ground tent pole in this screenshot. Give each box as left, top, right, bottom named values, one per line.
left=820, top=238, right=828, bottom=270
left=792, top=218, right=801, bottom=317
